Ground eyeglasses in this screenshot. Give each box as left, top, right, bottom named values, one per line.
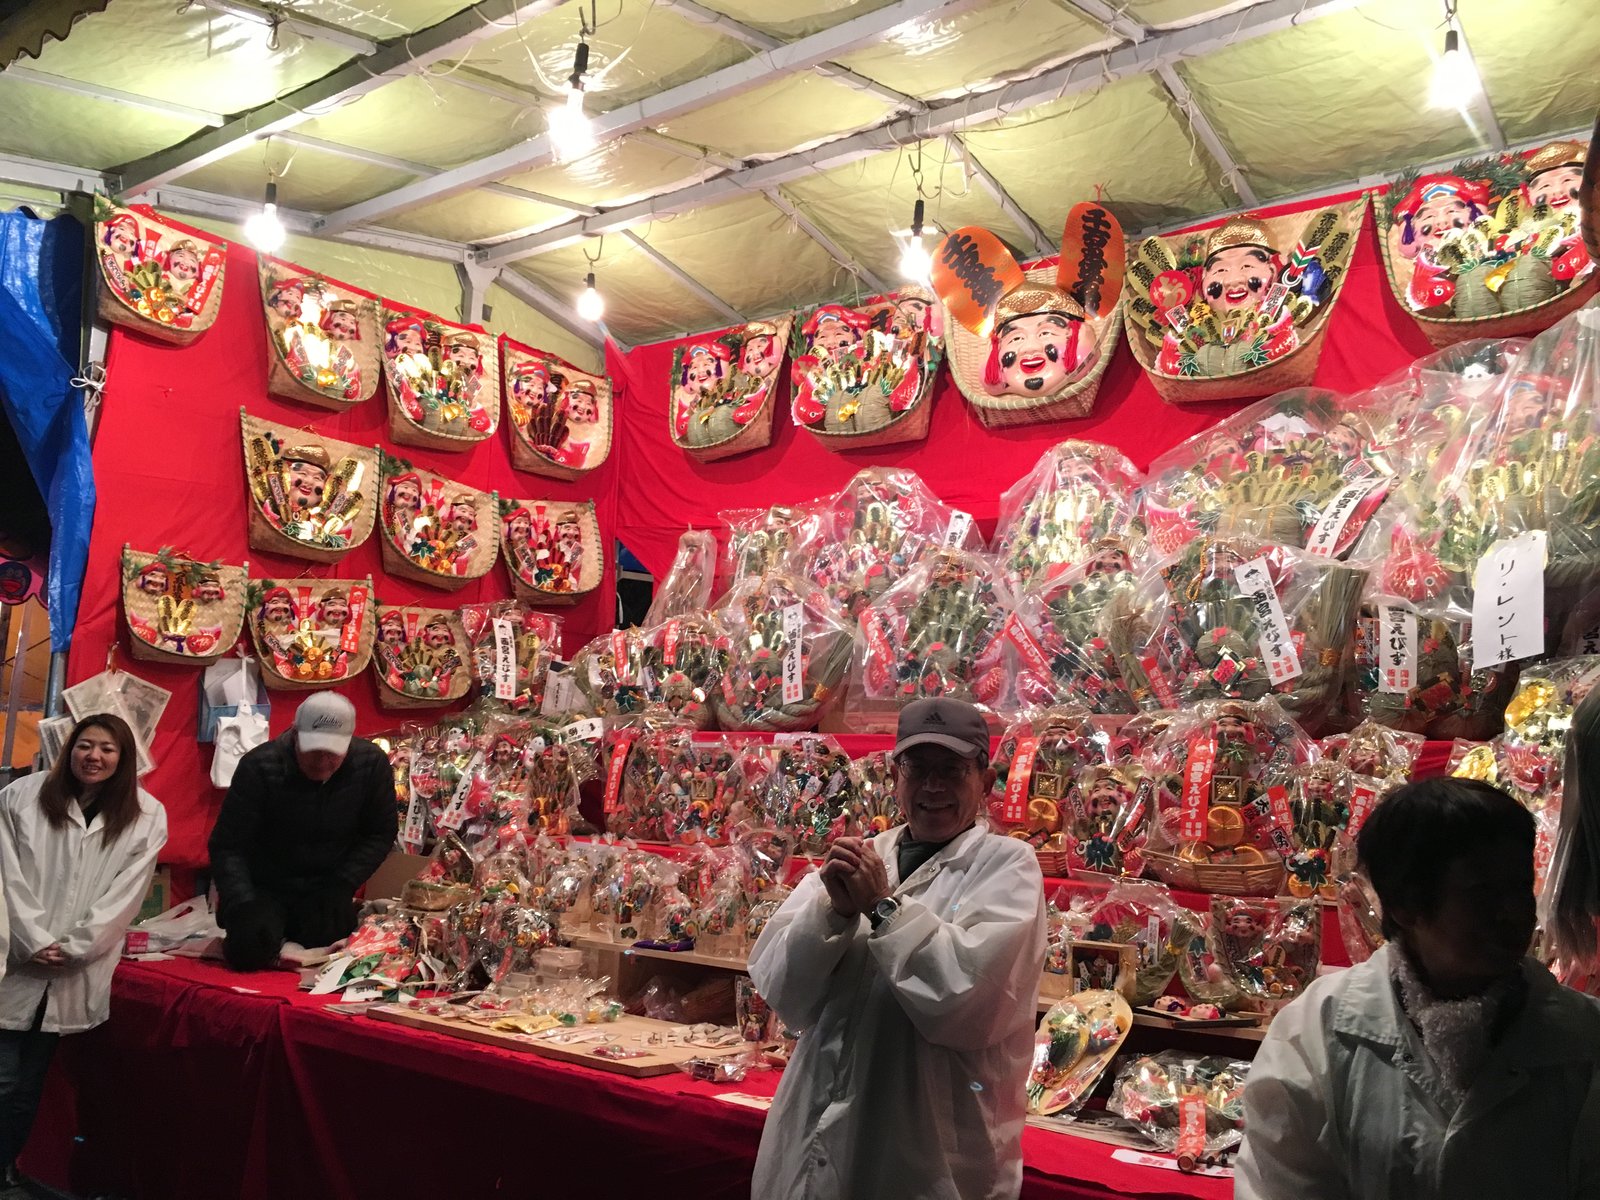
left=897, top=757, right=979, bottom=783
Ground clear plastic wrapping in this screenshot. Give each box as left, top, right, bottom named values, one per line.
left=1207, top=895, right=1321, bottom=1001
left=1318, top=719, right=1425, bottom=782
left=608, top=729, right=753, bottom=844
left=458, top=601, right=562, bottom=713
left=721, top=503, right=825, bottom=596
left=1108, top=1052, right=1249, bottom=1155
left=1084, top=880, right=1185, bottom=1006
left=991, top=441, right=1144, bottom=593
left=1025, top=990, right=1132, bottom=1116
left=711, top=572, right=854, bottom=732
left=644, top=529, right=719, bottom=627
left=1006, top=552, right=1141, bottom=714
left=750, top=735, right=857, bottom=853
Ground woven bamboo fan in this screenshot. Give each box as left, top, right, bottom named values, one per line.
left=932, top=203, right=1127, bottom=427
left=790, top=288, right=943, bottom=449
left=1379, top=139, right=1598, bottom=347
left=380, top=304, right=500, bottom=451
left=259, top=258, right=381, bottom=409
left=378, top=452, right=499, bottom=590
left=93, top=199, right=225, bottom=345
left=246, top=577, right=375, bottom=690
left=1122, top=197, right=1366, bottom=402
left=240, top=411, right=377, bottom=563
left=500, top=334, right=613, bottom=478
left=498, top=497, right=601, bottom=605
left=669, top=317, right=794, bottom=461
left=372, top=604, right=471, bottom=709
left=121, top=546, right=247, bottom=663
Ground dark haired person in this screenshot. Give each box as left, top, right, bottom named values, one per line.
left=1237, top=777, right=1600, bottom=1199
left=749, top=698, right=1045, bottom=1200
left=0, top=714, right=167, bottom=1183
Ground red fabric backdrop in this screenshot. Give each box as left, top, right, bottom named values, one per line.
left=67, top=239, right=622, bottom=869
left=68, top=195, right=1442, bottom=873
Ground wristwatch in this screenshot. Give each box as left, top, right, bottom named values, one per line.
left=867, top=896, right=901, bottom=930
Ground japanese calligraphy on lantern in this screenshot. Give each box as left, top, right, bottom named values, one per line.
left=1377, top=604, right=1417, bottom=695
left=1472, top=531, right=1547, bottom=666
left=781, top=603, right=804, bottom=705
left=1233, top=557, right=1302, bottom=685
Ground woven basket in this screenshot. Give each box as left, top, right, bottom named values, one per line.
left=501, top=335, right=613, bottom=478
left=1123, top=197, right=1365, bottom=404
left=93, top=201, right=225, bottom=346
left=377, top=458, right=498, bottom=591
left=259, top=258, right=381, bottom=410
left=120, top=546, right=247, bottom=664
left=240, top=412, right=378, bottom=564
left=944, top=267, right=1124, bottom=427
left=247, top=577, right=376, bottom=691
left=498, top=497, right=601, bottom=606
left=792, top=293, right=943, bottom=448
left=372, top=604, right=472, bottom=710
left=381, top=305, right=500, bottom=452
left=670, top=318, right=794, bottom=462
left=1144, top=848, right=1286, bottom=897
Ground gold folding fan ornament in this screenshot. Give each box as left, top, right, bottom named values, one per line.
left=246, top=576, right=375, bottom=690
left=381, top=304, right=501, bottom=451
left=378, top=452, right=499, bottom=590
left=668, top=317, right=794, bottom=461
left=498, top=497, right=602, bottom=605
left=931, top=203, right=1126, bottom=426
left=372, top=604, right=471, bottom=709
left=1121, top=197, right=1365, bottom=402
left=121, top=546, right=247, bottom=663
left=93, top=199, right=225, bottom=345
left=259, top=258, right=381, bottom=409
left=240, top=412, right=378, bottom=564
left=500, top=334, right=613, bottom=478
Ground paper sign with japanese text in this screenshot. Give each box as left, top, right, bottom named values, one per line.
left=1233, top=557, right=1302, bottom=685
left=1472, top=531, right=1546, bottom=666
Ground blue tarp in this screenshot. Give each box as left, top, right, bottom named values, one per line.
left=0, top=209, right=92, bottom=653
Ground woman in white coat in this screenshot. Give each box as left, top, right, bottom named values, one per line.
left=0, top=713, right=167, bottom=1181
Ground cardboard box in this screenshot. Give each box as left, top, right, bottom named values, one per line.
left=136, top=866, right=172, bottom=924
left=364, top=850, right=430, bottom=901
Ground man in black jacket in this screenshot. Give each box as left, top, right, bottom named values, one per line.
left=209, top=693, right=396, bottom=971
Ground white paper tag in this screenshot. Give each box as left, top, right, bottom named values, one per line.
left=310, top=956, right=354, bottom=996
left=1305, top=475, right=1384, bottom=558
left=945, top=510, right=973, bottom=547
left=540, top=662, right=582, bottom=717
left=401, top=777, right=427, bottom=853
left=491, top=618, right=517, bottom=701
left=1234, top=557, right=1302, bottom=685
left=1472, top=531, right=1547, bottom=667
left=1163, top=304, right=1189, bottom=331
left=1109, top=1149, right=1231, bottom=1179
left=563, top=717, right=605, bottom=743
left=435, top=751, right=484, bottom=831
left=781, top=603, right=804, bottom=706
left=1377, top=604, right=1417, bottom=694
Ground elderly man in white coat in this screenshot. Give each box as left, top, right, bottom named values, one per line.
left=749, top=698, right=1046, bottom=1200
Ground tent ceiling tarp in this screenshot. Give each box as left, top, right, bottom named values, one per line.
left=0, top=0, right=1595, bottom=351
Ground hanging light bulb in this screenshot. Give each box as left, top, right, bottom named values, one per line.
left=897, top=198, right=932, bottom=283
left=1429, top=25, right=1479, bottom=110
left=244, top=180, right=286, bottom=253
left=549, top=40, right=596, bottom=162
left=576, top=271, right=605, bottom=322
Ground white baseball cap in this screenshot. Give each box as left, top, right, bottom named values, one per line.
left=293, top=692, right=356, bottom=755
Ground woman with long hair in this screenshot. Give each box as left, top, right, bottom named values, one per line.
left=0, top=714, right=167, bottom=1183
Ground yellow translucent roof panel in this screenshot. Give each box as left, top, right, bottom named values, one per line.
left=631, top=193, right=848, bottom=317
left=178, top=146, right=414, bottom=211
left=1120, top=0, right=1245, bottom=26
left=1180, top=0, right=1473, bottom=198
left=28, top=0, right=353, bottom=113
left=294, top=75, right=538, bottom=171
left=281, top=0, right=470, bottom=38
left=783, top=144, right=1035, bottom=283
left=485, top=280, right=603, bottom=374
left=962, top=74, right=1231, bottom=234
left=457, top=0, right=750, bottom=110
left=834, top=0, right=1108, bottom=102
left=656, top=73, right=898, bottom=160
left=381, top=189, right=568, bottom=243
left=693, top=0, right=900, bottom=40
left=0, top=79, right=200, bottom=169
left=1465, top=0, right=1600, bottom=141
left=500, top=137, right=719, bottom=210
left=512, top=241, right=728, bottom=345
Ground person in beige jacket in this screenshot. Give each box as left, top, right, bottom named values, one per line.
left=1237, top=777, right=1600, bottom=1199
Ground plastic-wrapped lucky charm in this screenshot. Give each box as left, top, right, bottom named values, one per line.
left=1280, top=760, right=1382, bottom=899
left=1108, top=1052, right=1250, bottom=1157
left=1208, top=895, right=1321, bottom=1000
left=711, top=572, right=854, bottom=732
left=989, top=708, right=1114, bottom=875
left=639, top=616, right=728, bottom=730
left=992, top=441, right=1145, bottom=592
left=1318, top=719, right=1424, bottom=782
left=1026, top=990, right=1132, bottom=1116
left=753, top=735, right=856, bottom=853
left=1006, top=543, right=1141, bottom=714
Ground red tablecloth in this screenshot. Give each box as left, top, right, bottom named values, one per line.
left=29, top=958, right=1230, bottom=1200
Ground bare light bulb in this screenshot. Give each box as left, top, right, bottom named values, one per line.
left=549, top=40, right=596, bottom=162
left=897, top=197, right=932, bottom=282
left=244, top=181, right=286, bottom=253
left=576, top=272, right=605, bottom=322
left=1430, top=27, right=1479, bottom=110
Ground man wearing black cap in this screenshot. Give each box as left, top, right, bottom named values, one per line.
left=749, top=698, right=1046, bottom=1200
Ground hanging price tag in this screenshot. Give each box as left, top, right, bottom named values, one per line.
left=1234, top=557, right=1302, bottom=685
left=1472, top=531, right=1547, bottom=667
left=781, top=603, right=804, bottom=706
left=563, top=717, right=605, bottom=743
left=1377, top=604, right=1417, bottom=694
left=491, top=617, right=517, bottom=701
left=945, top=510, right=974, bottom=547
left=541, top=662, right=581, bottom=717
left=1305, top=475, right=1387, bottom=558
